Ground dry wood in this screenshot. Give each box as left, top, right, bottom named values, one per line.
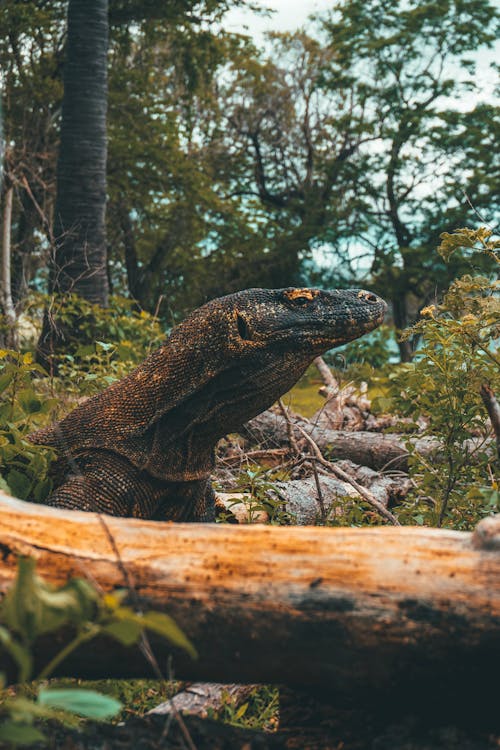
left=148, top=682, right=258, bottom=718
left=217, top=477, right=359, bottom=525
left=0, top=491, right=498, bottom=714
left=217, top=461, right=410, bottom=525
left=242, top=410, right=492, bottom=471
left=314, top=355, right=339, bottom=391
left=291, top=421, right=401, bottom=525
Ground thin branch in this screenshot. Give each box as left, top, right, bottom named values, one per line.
left=291, top=423, right=401, bottom=525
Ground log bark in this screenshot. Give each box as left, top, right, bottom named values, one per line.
left=242, top=410, right=492, bottom=472
left=148, top=682, right=258, bottom=718
left=0, top=492, right=499, bottom=716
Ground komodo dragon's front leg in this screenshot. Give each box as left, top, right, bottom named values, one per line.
left=30, top=287, right=386, bottom=520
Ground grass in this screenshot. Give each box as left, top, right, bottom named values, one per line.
left=282, top=367, right=325, bottom=417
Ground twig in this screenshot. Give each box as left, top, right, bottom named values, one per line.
left=314, top=356, right=339, bottom=392
left=310, top=458, right=327, bottom=521
left=291, top=424, right=401, bottom=526
left=278, top=398, right=301, bottom=456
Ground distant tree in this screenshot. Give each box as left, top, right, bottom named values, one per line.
left=105, top=25, right=278, bottom=314
left=219, top=32, right=377, bottom=287
left=0, top=1, right=65, bottom=305
left=319, top=0, right=499, bottom=360
left=219, top=1, right=498, bottom=360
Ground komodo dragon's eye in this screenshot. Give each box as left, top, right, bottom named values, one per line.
left=283, top=289, right=318, bottom=307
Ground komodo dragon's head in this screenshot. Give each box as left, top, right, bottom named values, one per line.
left=30, top=287, right=386, bottom=481
left=211, top=287, right=386, bottom=355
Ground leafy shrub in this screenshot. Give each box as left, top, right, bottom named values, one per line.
left=380, top=228, right=499, bottom=528
left=21, top=293, right=164, bottom=367
left=0, top=351, right=56, bottom=502
left=0, top=557, right=196, bottom=746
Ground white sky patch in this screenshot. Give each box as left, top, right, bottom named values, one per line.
left=224, top=0, right=333, bottom=37
left=224, top=1, right=499, bottom=103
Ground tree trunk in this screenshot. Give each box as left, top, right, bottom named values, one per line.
left=1, top=183, right=18, bottom=348
left=48, top=0, right=109, bottom=306
left=0, top=492, right=498, bottom=718
left=392, top=293, right=414, bottom=362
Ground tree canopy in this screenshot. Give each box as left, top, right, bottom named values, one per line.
left=1, top=0, right=498, bottom=351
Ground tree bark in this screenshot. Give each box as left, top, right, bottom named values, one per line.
left=0, top=492, right=498, bottom=717
left=48, top=0, right=109, bottom=306
left=1, top=182, right=18, bottom=348
left=51, top=0, right=109, bottom=304
left=37, top=0, right=109, bottom=368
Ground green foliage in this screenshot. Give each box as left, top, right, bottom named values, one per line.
left=37, top=688, right=122, bottom=720
left=378, top=228, right=499, bottom=528
left=44, top=294, right=165, bottom=363
left=206, top=685, right=279, bottom=732
left=0, top=556, right=196, bottom=745
left=217, top=466, right=296, bottom=525
left=0, top=350, right=56, bottom=501
left=332, top=325, right=396, bottom=369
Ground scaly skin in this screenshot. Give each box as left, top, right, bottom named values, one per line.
left=29, top=287, right=387, bottom=520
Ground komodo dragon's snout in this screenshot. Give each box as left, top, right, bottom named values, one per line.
left=29, top=287, right=386, bottom=521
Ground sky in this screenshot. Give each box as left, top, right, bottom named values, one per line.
left=225, top=0, right=333, bottom=37
left=224, top=0, right=498, bottom=101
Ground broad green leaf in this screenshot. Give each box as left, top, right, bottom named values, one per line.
left=142, top=611, right=197, bottom=659
left=6, top=469, right=31, bottom=500
left=38, top=688, right=122, bottom=720
left=0, top=370, right=15, bottom=392
left=17, top=390, right=42, bottom=415
left=112, top=606, right=197, bottom=658
left=2, top=557, right=98, bottom=642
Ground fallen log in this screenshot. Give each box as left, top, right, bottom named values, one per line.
left=0, top=492, right=499, bottom=717
left=242, top=410, right=492, bottom=471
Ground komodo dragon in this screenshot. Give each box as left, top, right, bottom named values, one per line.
left=29, top=287, right=386, bottom=521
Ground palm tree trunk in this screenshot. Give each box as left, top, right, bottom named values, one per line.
left=50, top=0, right=109, bottom=306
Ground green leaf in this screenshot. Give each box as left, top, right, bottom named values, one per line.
left=38, top=688, right=122, bottom=720
left=102, top=619, right=142, bottom=646
left=6, top=469, right=31, bottom=500
left=142, top=611, right=198, bottom=659
left=0, top=370, right=15, bottom=392
left=0, top=626, right=32, bottom=682
left=111, top=606, right=197, bottom=659
left=234, top=701, right=248, bottom=720
left=0, top=720, right=45, bottom=745
left=2, top=557, right=98, bottom=642
left=17, top=390, right=42, bottom=415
